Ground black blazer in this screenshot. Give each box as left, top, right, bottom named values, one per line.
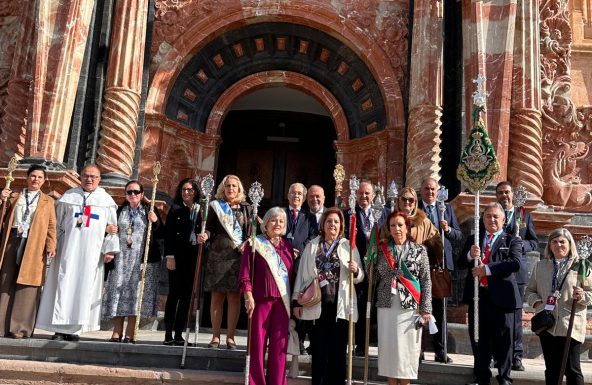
left=164, top=203, right=200, bottom=264
left=301, top=205, right=328, bottom=231
left=344, top=205, right=390, bottom=268
left=283, top=207, right=317, bottom=253
left=417, top=201, right=462, bottom=271
left=459, top=232, right=523, bottom=310
left=503, top=208, right=538, bottom=285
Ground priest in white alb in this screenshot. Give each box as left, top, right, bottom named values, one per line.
left=36, top=164, right=119, bottom=341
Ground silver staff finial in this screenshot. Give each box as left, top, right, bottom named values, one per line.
left=248, top=181, right=264, bottom=216
left=513, top=185, right=528, bottom=208
left=576, top=235, right=592, bottom=260
left=200, top=174, right=215, bottom=198
left=372, top=183, right=386, bottom=222
left=387, top=180, right=398, bottom=212
left=472, top=74, right=488, bottom=107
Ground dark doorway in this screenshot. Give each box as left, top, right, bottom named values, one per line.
left=216, top=109, right=337, bottom=211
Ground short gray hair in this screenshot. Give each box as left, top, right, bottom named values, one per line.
left=262, top=207, right=287, bottom=236
left=288, top=182, right=307, bottom=198
left=483, top=202, right=504, bottom=217
left=545, top=227, right=579, bottom=260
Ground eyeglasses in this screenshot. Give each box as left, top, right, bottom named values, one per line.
left=400, top=197, right=415, bottom=203
left=126, top=190, right=142, bottom=196
left=182, top=188, right=195, bottom=192
left=81, top=174, right=100, bottom=180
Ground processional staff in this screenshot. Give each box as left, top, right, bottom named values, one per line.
left=512, top=185, right=528, bottom=238
left=363, top=183, right=385, bottom=385
left=456, top=74, right=501, bottom=343
left=387, top=180, right=398, bottom=213
left=181, top=174, right=215, bottom=369
left=133, top=161, right=161, bottom=341
left=0, top=155, right=20, bottom=234
left=436, top=184, right=449, bottom=362
left=346, top=175, right=359, bottom=385
left=244, top=181, right=264, bottom=385
left=334, top=164, right=345, bottom=208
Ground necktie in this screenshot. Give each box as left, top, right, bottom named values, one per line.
left=427, top=205, right=436, bottom=225
left=481, top=233, right=494, bottom=286
left=504, top=210, right=511, bottom=228
left=291, top=208, right=298, bottom=222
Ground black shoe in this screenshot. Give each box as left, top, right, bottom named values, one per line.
left=498, top=380, right=512, bottom=385
left=354, top=347, right=365, bottom=357
left=51, top=333, right=65, bottom=341
left=173, top=336, right=185, bottom=346
left=435, top=352, right=453, bottom=363
left=63, top=334, right=79, bottom=341
left=122, top=337, right=136, bottom=344
left=512, top=359, right=525, bottom=371
left=419, top=351, right=425, bottom=362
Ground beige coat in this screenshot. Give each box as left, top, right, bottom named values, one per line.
left=0, top=191, right=57, bottom=286
left=292, top=236, right=364, bottom=322
left=409, top=209, right=443, bottom=267
left=525, top=256, right=592, bottom=343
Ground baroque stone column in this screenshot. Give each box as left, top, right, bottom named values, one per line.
left=406, top=0, right=443, bottom=188
left=96, top=0, right=148, bottom=184
left=0, top=0, right=30, bottom=163
left=24, top=0, right=94, bottom=165
left=462, top=0, right=517, bottom=181
left=507, top=0, right=543, bottom=199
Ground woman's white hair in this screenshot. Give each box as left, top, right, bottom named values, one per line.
left=262, top=207, right=287, bottom=236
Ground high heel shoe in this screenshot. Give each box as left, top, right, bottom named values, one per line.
left=122, top=337, right=136, bottom=344
left=108, top=336, right=122, bottom=343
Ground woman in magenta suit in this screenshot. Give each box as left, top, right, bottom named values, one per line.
left=239, top=206, right=296, bottom=385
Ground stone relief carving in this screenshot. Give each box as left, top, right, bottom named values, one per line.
left=540, top=0, right=592, bottom=211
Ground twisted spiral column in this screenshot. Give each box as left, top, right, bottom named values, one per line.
left=507, top=108, right=543, bottom=197
left=96, top=0, right=148, bottom=180
left=405, top=104, right=443, bottom=189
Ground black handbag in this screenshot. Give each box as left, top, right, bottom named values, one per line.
left=530, top=310, right=555, bottom=335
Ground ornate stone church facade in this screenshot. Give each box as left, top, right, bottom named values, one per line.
left=0, top=0, right=591, bottom=234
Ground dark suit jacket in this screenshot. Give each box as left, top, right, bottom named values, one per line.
left=301, top=205, right=328, bottom=231
left=459, top=232, right=523, bottom=311
left=283, top=207, right=317, bottom=253
left=417, top=201, right=462, bottom=271
left=503, top=208, right=538, bottom=285
left=344, top=205, right=390, bottom=268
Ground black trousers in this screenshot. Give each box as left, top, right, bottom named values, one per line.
left=512, top=285, right=525, bottom=362
left=539, top=331, right=584, bottom=385
left=310, top=300, right=348, bottom=385
left=468, top=288, right=514, bottom=384
left=164, top=253, right=197, bottom=337
left=354, top=278, right=368, bottom=351
left=431, top=297, right=445, bottom=354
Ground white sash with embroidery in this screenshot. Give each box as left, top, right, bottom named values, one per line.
left=210, top=199, right=242, bottom=247
left=253, top=235, right=290, bottom=316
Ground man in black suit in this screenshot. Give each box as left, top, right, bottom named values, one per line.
left=343, top=180, right=389, bottom=356
left=284, top=182, right=317, bottom=255
left=284, top=182, right=318, bottom=354
left=494, top=181, right=538, bottom=372
left=460, top=202, right=522, bottom=385
left=418, top=177, right=462, bottom=363
left=303, top=184, right=327, bottom=231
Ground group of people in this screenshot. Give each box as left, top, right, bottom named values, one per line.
left=0, top=164, right=590, bottom=385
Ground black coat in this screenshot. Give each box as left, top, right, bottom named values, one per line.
left=164, top=203, right=201, bottom=266
left=344, top=205, right=390, bottom=268
left=503, top=208, right=538, bottom=285
left=459, top=232, right=523, bottom=311
left=283, top=207, right=317, bottom=253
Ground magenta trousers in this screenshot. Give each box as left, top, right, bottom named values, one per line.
left=249, top=297, right=289, bottom=385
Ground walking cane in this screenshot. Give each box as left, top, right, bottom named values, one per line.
left=244, top=181, right=264, bottom=385
left=180, top=174, right=215, bottom=369
left=363, top=184, right=385, bottom=385
left=0, top=155, right=20, bottom=234
left=347, top=175, right=360, bottom=385
left=557, top=238, right=591, bottom=385
left=436, top=185, right=449, bottom=362
left=133, top=161, right=161, bottom=341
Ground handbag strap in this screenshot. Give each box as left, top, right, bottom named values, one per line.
left=553, top=259, right=575, bottom=295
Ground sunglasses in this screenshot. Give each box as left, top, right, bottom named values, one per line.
left=126, top=190, right=142, bottom=196
left=400, top=197, right=415, bottom=203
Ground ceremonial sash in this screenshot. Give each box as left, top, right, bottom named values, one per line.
left=253, top=235, right=291, bottom=316
left=210, top=199, right=243, bottom=247
left=381, top=241, right=421, bottom=303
